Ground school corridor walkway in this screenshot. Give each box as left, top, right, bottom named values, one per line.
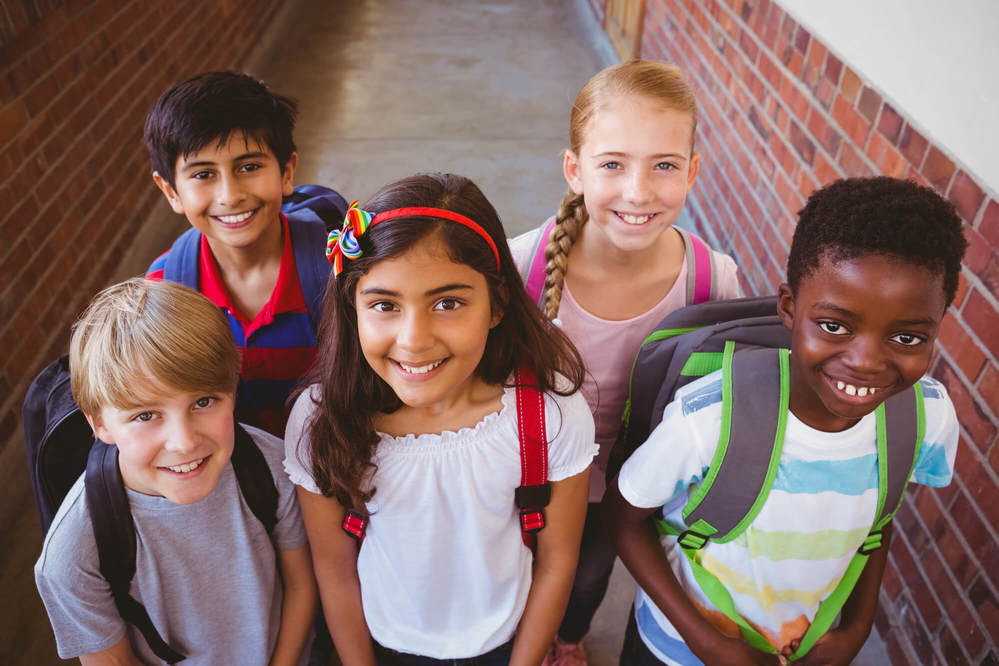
left=9, top=1, right=891, bottom=663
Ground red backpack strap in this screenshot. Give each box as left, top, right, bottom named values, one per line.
left=514, top=365, right=550, bottom=546
left=523, top=217, right=556, bottom=307
left=341, top=509, right=368, bottom=543
left=677, top=228, right=717, bottom=305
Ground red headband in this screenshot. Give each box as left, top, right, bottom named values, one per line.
left=371, top=207, right=501, bottom=271
left=326, top=203, right=501, bottom=277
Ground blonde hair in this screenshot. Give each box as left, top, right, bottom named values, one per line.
left=543, top=60, right=699, bottom=319
left=70, top=278, right=241, bottom=415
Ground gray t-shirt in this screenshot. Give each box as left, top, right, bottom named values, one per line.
left=34, top=425, right=309, bottom=664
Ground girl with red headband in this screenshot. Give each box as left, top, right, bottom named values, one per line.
left=284, top=172, right=597, bottom=665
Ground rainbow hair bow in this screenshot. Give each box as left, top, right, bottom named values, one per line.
left=326, top=201, right=373, bottom=276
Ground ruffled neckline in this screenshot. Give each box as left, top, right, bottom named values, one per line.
left=375, top=386, right=516, bottom=454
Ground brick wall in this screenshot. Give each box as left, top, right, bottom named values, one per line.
left=587, top=0, right=999, bottom=663
left=0, top=1, right=283, bottom=658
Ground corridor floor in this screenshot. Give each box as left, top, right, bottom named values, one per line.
left=15, top=1, right=889, bottom=663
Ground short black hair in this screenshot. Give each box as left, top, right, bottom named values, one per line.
left=787, top=177, right=968, bottom=305
left=143, top=71, right=297, bottom=188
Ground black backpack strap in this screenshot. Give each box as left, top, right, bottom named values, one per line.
left=678, top=344, right=789, bottom=548
left=230, top=424, right=279, bottom=534
left=85, top=442, right=186, bottom=663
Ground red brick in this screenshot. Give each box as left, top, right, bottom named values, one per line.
left=956, top=445, right=999, bottom=535
left=805, top=107, right=842, bottom=156
left=774, top=170, right=804, bottom=217
left=938, top=360, right=996, bottom=452
left=948, top=170, right=986, bottom=223
left=857, top=86, right=882, bottom=123
left=831, top=93, right=871, bottom=147
left=967, top=575, right=999, bottom=646
left=787, top=119, right=815, bottom=165
left=777, top=73, right=810, bottom=122
left=980, top=364, right=999, bottom=420
left=894, top=124, right=928, bottom=171
left=840, top=67, right=862, bottom=104
left=823, top=51, right=842, bottom=84
left=813, top=150, right=842, bottom=185
left=937, top=622, right=972, bottom=666
left=962, top=288, right=999, bottom=359
left=922, top=146, right=956, bottom=194
left=964, top=224, right=993, bottom=275
left=937, top=314, right=987, bottom=380
left=878, top=103, right=904, bottom=144
left=866, top=131, right=907, bottom=177
left=837, top=142, right=874, bottom=177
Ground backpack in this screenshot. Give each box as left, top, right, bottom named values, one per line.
left=23, top=355, right=279, bottom=664
left=162, top=184, right=347, bottom=331
left=607, top=296, right=924, bottom=661
left=340, top=365, right=551, bottom=550
left=519, top=216, right=721, bottom=307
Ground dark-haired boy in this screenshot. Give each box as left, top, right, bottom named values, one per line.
left=604, top=177, right=967, bottom=665
left=145, top=71, right=330, bottom=437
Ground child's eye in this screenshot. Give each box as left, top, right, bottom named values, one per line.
left=891, top=333, right=925, bottom=347
left=132, top=411, right=155, bottom=422
left=194, top=396, right=216, bottom=409
left=238, top=162, right=263, bottom=173
left=655, top=161, right=677, bottom=171
left=191, top=170, right=214, bottom=180
left=818, top=321, right=848, bottom=335
left=372, top=301, right=397, bottom=313
left=433, top=298, right=463, bottom=312
left=600, top=161, right=622, bottom=170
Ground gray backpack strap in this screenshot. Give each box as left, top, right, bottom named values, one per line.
left=678, top=344, right=790, bottom=548
left=873, top=383, right=925, bottom=530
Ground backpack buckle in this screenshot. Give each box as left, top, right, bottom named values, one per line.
left=677, top=529, right=710, bottom=550
left=520, top=509, right=546, bottom=534
left=341, top=510, right=368, bottom=541
left=858, top=530, right=883, bottom=555
left=515, top=483, right=551, bottom=510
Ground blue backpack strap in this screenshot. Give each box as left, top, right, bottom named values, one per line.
left=230, top=424, right=278, bottom=534
left=161, top=227, right=203, bottom=289
left=85, top=442, right=186, bottom=663
left=286, top=214, right=332, bottom=333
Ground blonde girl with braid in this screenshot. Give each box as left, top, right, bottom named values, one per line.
left=510, top=60, right=740, bottom=665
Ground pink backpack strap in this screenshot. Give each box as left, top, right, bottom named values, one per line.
left=523, top=217, right=556, bottom=307
left=514, top=365, right=550, bottom=548
left=677, top=228, right=717, bottom=305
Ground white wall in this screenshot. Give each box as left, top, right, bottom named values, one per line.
left=779, top=0, right=999, bottom=196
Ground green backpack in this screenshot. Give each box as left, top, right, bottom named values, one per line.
left=608, top=296, right=925, bottom=661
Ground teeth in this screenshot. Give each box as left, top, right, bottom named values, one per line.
left=166, top=458, right=205, bottom=473
left=618, top=213, right=653, bottom=225
left=836, top=381, right=877, bottom=397
left=217, top=210, right=254, bottom=224
left=399, top=359, right=445, bottom=374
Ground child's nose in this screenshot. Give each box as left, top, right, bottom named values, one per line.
left=396, top=310, right=434, bottom=352
left=842, top=336, right=886, bottom=373
left=623, top=169, right=652, bottom=204
left=164, top=417, right=199, bottom=454
left=216, top=173, right=246, bottom=207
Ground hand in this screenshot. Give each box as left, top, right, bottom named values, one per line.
left=703, top=635, right=784, bottom=666
left=784, top=627, right=864, bottom=666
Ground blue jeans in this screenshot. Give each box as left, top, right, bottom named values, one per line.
left=374, top=638, right=515, bottom=666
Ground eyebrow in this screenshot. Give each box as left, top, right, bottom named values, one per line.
left=180, top=152, right=270, bottom=170
left=812, top=301, right=938, bottom=327
left=359, top=283, right=475, bottom=297
left=591, top=151, right=688, bottom=160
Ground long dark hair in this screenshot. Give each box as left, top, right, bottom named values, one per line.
left=304, top=173, right=585, bottom=508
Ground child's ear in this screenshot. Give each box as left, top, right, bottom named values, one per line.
left=777, top=282, right=795, bottom=331
left=686, top=152, right=701, bottom=189
left=152, top=171, right=186, bottom=214
left=281, top=152, right=298, bottom=197
left=563, top=149, right=584, bottom=195
left=84, top=412, right=114, bottom=445
left=490, top=283, right=508, bottom=329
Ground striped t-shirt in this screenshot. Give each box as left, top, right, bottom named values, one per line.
left=617, top=370, right=958, bottom=665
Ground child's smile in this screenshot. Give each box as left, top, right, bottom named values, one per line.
left=778, top=253, right=946, bottom=432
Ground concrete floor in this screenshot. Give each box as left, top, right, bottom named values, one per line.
left=10, top=1, right=890, bottom=663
